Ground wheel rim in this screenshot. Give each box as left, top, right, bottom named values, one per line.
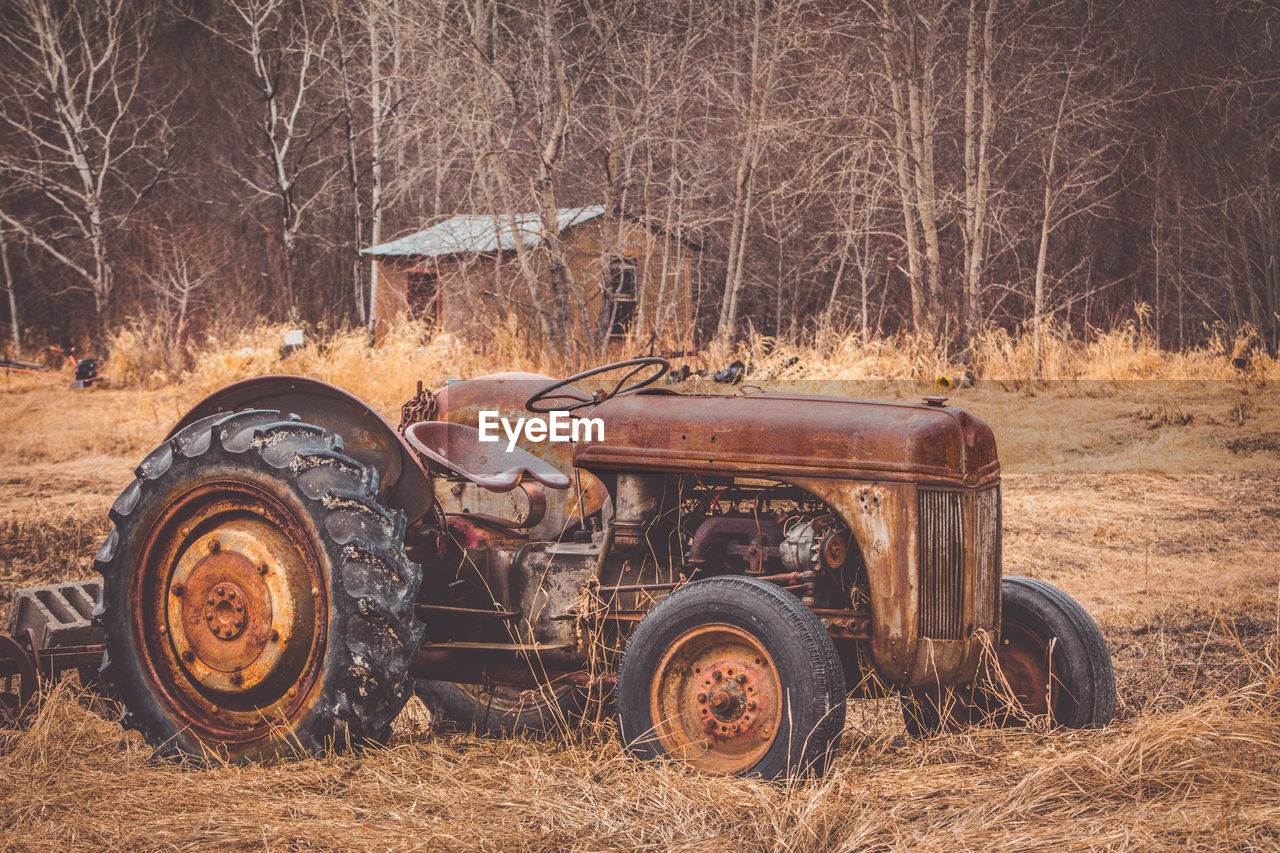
left=997, top=619, right=1056, bottom=721
left=648, top=624, right=782, bottom=775
left=131, top=479, right=328, bottom=745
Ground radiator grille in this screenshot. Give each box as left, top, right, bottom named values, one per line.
left=918, top=489, right=965, bottom=640
left=974, top=485, right=1002, bottom=629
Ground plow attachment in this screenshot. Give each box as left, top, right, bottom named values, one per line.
left=1, top=580, right=106, bottom=725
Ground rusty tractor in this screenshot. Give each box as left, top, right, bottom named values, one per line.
left=1, top=359, right=1115, bottom=778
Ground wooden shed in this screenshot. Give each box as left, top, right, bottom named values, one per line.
left=362, top=206, right=697, bottom=348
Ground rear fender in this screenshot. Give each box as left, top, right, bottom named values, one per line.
left=168, top=375, right=435, bottom=523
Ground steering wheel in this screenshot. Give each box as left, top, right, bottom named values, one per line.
left=525, top=357, right=670, bottom=413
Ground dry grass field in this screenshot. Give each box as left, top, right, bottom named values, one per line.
left=2, top=327, right=1279, bottom=850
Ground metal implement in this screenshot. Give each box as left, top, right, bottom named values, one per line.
left=1, top=579, right=108, bottom=724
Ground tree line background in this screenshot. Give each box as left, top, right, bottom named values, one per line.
left=0, top=0, right=1276, bottom=362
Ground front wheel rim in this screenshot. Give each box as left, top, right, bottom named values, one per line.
left=997, top=619, right=1057, bottom=720
left=648, top=624, right=783, bottom=775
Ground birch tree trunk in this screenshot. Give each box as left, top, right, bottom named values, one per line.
left=1, top=234, right=19, bottom=355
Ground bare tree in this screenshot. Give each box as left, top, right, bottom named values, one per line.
left=960, top=0, right=998, bottom=337
left=132, top=222, right=227, bottom=373
left=0, top=0, right=171, bottom=335
left=714, top=0, right=801, bottom=342
left=1, top=233, right=19, bottom=355
left=1028, top=38, right=1128, bottom=367
left=198, top=0, right=338, bottom=318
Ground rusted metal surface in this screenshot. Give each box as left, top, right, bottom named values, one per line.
left=996, top=618, right=1053, bottom=720
left=812, top=609, right=873, bottom=640
left=0, top=632, right=37, bottom=724
left=577, top=391, right=999, bottom=487
left=436, top=479, right=549, bottom=529
left=404, top=421, right=571, bottom=492
left=168, top=375, right=435, bottom=523
left=152, top=365, right=1009, bottom=725
left=791, top=476, right=1000, bottom=688
left=647, top=624, right=782, bottom=775
left=686, top=516, right=782, bottom=574
left=411, top=641, right=580, bottom=688
left=133, top=479, right=327, bottom=744
left=434, top=374, right=608, bottom=541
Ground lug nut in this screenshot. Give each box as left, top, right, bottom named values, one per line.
left=747, top=700, right=757, bottom=711
left=258, top=563, right=269, bottom=575
left=217, top=588, right=226, bottom=598
left=712, top=669, right=722, bottom=681
left=181, top=650, right=195, bottom=663
left=270, top=629, right=280, bottom=642
left=230, top=673, right=243, bottom=686
left=233, top=619, right=243, bottom=629
left=736, top=673, right=747, bottom=684
left=171, top=583, right=185, bottom=597
left=227, top=590, right=236, bottom=600
left=209, top=540, right=220, bottom=553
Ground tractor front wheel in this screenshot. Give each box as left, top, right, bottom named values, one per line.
left=903, top=575, right=1116, bottom=736
left=616, top=576, right=845, bottom=779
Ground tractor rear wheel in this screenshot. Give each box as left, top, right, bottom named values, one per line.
left=616, top=576, right=845, bottom=779
left=95, top=410, right=425, bottom=762
left=903, top=575, right=1115, bottom=736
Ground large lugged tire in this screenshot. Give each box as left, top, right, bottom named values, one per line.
left=415, top=680, right=584, bottom=736
left=95, top=410, right=425, bottom=762
left=616, top=576, right=845, bottom=780
left=904, top=575, right=1116, bottom=736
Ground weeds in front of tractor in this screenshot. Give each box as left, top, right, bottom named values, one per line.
left=4, top=628, right=1280, bottom=850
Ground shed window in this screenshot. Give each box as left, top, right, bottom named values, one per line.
left=604, top=258, right=637, bottom=338
left=407, top=270, right=439, bottom=324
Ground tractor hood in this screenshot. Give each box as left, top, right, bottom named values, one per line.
left=573, top=390, right=999, bottom=487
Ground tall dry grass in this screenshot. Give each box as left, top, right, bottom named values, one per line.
left=97, top=312, right=1279, bottom=411
left=3, top=652, right=1280, bottom=851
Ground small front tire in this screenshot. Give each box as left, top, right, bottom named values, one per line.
left=616, top=576, right=845, bottom=780
left=904, top=575, right=1115, bottom=736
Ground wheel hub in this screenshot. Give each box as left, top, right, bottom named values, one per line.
left=650, top=624, right=782, bottom=774
left=204, top=582, right=248, bottom=640
left=165, top=518, right=310, bottom=696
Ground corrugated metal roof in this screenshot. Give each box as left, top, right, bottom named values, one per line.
left=361, top=205, right=607, bottom=258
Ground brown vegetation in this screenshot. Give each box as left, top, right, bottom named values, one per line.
left=2, top=332, right=1279, bottom=849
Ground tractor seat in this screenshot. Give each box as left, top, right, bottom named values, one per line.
left=404, top=421, right=571, bottom=493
